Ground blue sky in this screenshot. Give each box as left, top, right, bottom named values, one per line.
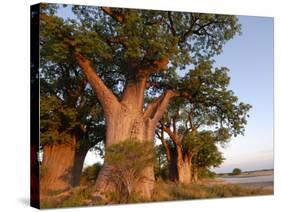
left=212, top=16, right=274, bottom=173
left=55, top=6, right=274, bottom=173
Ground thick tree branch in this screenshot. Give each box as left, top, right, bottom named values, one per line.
left=143, top=95, right=163, bottom=120
left=101, top=7, right=125, bottom=23
left=153, top=90, right=190, bottom=123
left=74, top=52, right=120, bottom=115
left=144, top=90, right=190, bottom=123
left=151, top=91, right=178, bottom=122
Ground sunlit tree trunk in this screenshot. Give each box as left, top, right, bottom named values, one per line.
left=40, top=136, right=76, bottom=195
left=95, top=79, right=157, bottom=199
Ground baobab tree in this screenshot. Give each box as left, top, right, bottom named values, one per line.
left=40, top=4, right=241, bottom=198
left=157, top=61, right=251, bottom=184
left=39, top=61, right=105, bottom=194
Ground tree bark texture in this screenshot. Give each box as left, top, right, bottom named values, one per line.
left=177, top=158, right=192, bottom=184
left=40, top=137, right=76, bottom=195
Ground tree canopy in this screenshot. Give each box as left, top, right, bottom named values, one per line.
left=40, top=4, right=241, bottom=100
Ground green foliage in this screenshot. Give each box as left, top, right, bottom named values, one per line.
left=39, top=62, right=105, bottom=146
left=105, top=139, right=155, bottom=199
left=158, top=58, right=251, bottom=180
left=39, top=7, right=106, bottom=148
left=231, top=168, right=242, bottom=175
left=179, top=60, right=252, bottom=137
left=80, top=163, right=102, bottom=185
left=197, top=168, right=216, bottom=179
left=192, top=134, right=225, bottom=170
left=40, top=4, right=241, bottom=95
left=40, top=96, right=78, bottom=145
left=182, top=131, right=213, bottom=155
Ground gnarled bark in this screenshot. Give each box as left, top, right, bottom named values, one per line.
left=94, top=104, right=157, bottom=199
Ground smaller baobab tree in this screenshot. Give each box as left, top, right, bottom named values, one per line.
left=39, top=5, right=108, bottom=195
left=157, top=60, right=251, bottom=184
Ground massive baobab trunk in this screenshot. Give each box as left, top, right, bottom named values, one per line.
left=40, top=136, right=76, bottom=195
left=75, top=53, right=179, bottom=199
left=41, top=136, right=91, bottom=195
left=94, top=79, right=158, bottom=199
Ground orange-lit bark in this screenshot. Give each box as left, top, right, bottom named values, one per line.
left=40, top=137, right=76, bottom=195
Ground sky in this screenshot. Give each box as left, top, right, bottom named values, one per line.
left=211, top=16, right=274, bottom=173
left=55, top=6, right=274, bottom=173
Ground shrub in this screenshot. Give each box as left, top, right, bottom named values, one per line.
left=105, top=139, right=155, bottom=200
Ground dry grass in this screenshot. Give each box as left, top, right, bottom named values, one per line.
left=40, top=180, right=273, bottom=208
left=152, top=180, right=273, bottom=202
